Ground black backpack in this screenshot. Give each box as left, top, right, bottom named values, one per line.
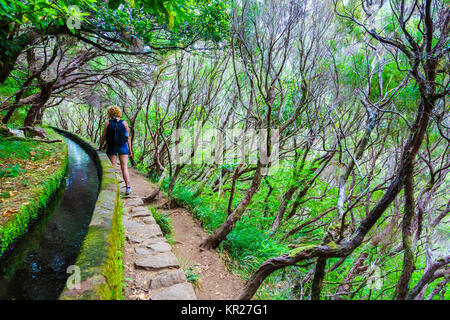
left=106, top=118, right=128, bottom=147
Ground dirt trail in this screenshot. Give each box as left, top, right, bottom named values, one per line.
left=124, top=168, right=244, bottom=300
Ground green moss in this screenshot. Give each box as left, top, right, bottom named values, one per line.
left=60, top=174, right=123, bottom=300
left=288, top=244, right=317, bottom=258
left=98, top=196, right=124, bottom=300
left=327, top=241, right=339, bottom=249
left=75, top=226, right=110, bottom=278
left=71, top=196, right=124, bottom=300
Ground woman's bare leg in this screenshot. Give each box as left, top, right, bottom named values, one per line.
left=119, top=154, right=130, bottom=188
left=108, top=155, right=118, bottom=170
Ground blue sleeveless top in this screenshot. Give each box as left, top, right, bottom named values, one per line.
left=105, top=118, right=129, bottom=155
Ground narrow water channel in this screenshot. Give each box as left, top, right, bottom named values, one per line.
left=0, top=137, right=99, bottom=300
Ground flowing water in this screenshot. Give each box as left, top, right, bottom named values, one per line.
left=0, top=137, right=99, bottom=300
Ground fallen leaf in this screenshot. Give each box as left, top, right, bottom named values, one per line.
left=2, top=209, right=18, bottom=217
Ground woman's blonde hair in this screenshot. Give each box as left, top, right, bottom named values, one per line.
left=107, top=105, right=122, bottom=118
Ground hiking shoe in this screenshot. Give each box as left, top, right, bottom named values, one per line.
left=125, top=187, right=132, bottom=195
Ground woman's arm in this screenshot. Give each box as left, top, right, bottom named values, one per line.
left=98, top=122, right=109, bottom=150
left=124, top=121, right=132, bottom=155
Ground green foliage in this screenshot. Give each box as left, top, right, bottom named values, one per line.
left=0, top=136, right=54, bottom=160
left=0, top=139, right=34, bottom=159
left=151, top=206, right=174, bottom=244
left=0, top=164, right=27, bottom=178
left=0, top=0, right=95, bottom=62
left=184, top=265, right=201, bottom=290
left=0, top=0, right=230, bottom=100
left=108, top=0, right=188, bottom=27
left=0, top=0, right=90, bottom=33
left=87, top=0, right=230, bottom=49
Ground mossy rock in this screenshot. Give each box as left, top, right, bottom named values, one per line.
left=0, top=122, right=13, bottom=138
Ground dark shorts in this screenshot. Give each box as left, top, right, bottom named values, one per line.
left=106, top=143, right=129, bottom=156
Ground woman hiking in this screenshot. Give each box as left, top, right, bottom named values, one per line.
left=99, top=105, right=132, bottom=195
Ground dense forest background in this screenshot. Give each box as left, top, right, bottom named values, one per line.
left=1, top=0, right=449, bottom=300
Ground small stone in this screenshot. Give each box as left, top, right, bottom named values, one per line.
left=132, top=211, right=153, bottom=218
left=123, top=197, right=144, bottom=207
left=135, top=247, right=153, bottom=255
left=145, top=237, right=167, bottom=245
left=140, top=224, right=163, bottom=238
left=123, top=220, right=144, bottom=233
left=151, top=283, right=197, bottom=300
left=127, top=235, right=143, bottom=244
left=147, top=242, right=172, bottom=253
left=9, top=128, right=25, bottom=138
left=149, top=269, right=186, bottom=290
left=142, top=216, right=156, bottom=224
left=135, top=252, right=180, bottom=270
left=131, top=206, right=148, bottom=212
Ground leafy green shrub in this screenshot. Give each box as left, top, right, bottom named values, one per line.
left=185, top=265, right=201, bottom=290
left=151, top=207, right=174, bottom=244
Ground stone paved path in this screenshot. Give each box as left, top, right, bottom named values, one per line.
left=117, top=170, right=197, bottom=300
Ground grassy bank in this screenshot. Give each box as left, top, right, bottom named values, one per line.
left=0, top=128, right=68, bottom=257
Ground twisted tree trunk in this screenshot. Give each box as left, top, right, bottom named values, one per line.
left=395, top=159, right=416, bottom=299
left=200, top=164, right=262, bottom=249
